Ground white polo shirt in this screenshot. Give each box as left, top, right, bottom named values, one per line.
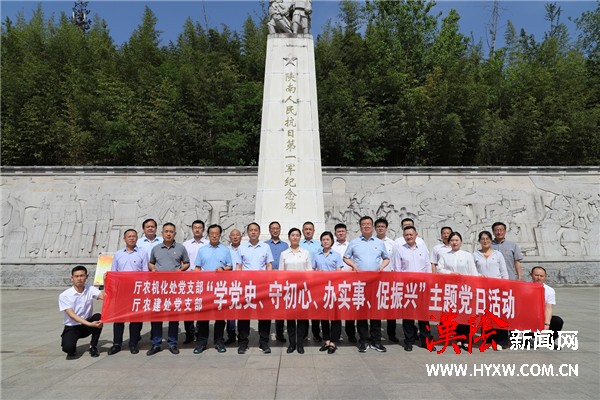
left=59, top=285, right=101, bottom=326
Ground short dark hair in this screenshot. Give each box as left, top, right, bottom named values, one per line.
left=320, top=231, right=334, bottom=242
left=71, top=265, right=88, bottom=275
left=334, top=223, right=347, bottom=231
left=192, top=220, right=205, bottom=229
left=163, top=222, right=176, bottom=230
left=403, top=225, right=417, bottom=233
left=492, top=222, right=507, bottom=230
left=142, top=218, right=157, bottom=229
left=441, top=226, right=453, bottom=234
left=375, top=218, right=388, bottom=227
left=478, top=231, right=493, bottom=241
left=288, top=227, right=301, bottom=236
left=401, top=218, right=414, bottom=227
left=448, top=231, right=463, bottom=242
left=269, top=221, right=281, bottom=228
left=207, top=224, right=222, bottom=234
left=303, top=221, right=314, bottom=228
left=531, top=266, right=547, bottom=275
left=123, top=229, right=138, bottom=238
left=359, top=216, right=373, bottom=225
left=247, top=222, right=260, bottom=232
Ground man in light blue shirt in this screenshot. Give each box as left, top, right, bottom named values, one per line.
left=236, top=223, right=274, bottom=354
left=109, top=229, right=148, bottom=355
left=343, top=216, right=389, bottom=353
left=136, top=218, right=163, bottom=257
left=300, top=221, right=323, bottom=342
left=264, top=221, right=289, bottom=343
left=193, top=224, right=232, bottom=355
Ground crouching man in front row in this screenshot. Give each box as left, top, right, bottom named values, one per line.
left=59, top=265, right=104, bottom=359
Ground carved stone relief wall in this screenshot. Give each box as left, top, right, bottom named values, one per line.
left=1, top=167, right=598, bottom=285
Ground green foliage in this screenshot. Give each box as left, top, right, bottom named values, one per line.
left=1, top=2, right=598, bottom=166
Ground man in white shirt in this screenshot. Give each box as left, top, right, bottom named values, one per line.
left=182, top=219, right=208, bottom=344
left=58, top=266, right=104, bottom=359
left=395, top=218, right=428, bottom=253
left=531, top=266, right=564, bottom=349
left=225, top=228, right=243, bottom=345
left=393, top=226, right=436, bottom=352
left=430, top=226, right=453, bottom=273
left=375, top=218, right=400, bottom=343
left=136, top=218, right=163, bottom=257
left=332, top=223, right=356, bottom=343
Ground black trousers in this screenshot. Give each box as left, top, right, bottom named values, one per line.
left=184, top=320, right=197, bottom=337
left=345, top=320, right=356, bottom=338
left=321, top=320, right=341, bottom=343
left=113, top=322, right=143, bottom=347
left=402, top=319, right=432, bottom=346
left=275, top=320, right=285, bottom=337
left=357, top=319, right=381, bottom=345
left=549, top=315, right=564, bottom=341
left=197, top=320, right=226, bottom=346
left=61, top=313, right=102, bottom=355
left=311, top=319, right=321, bottom=338
left=287, top=320, right=308, bottom=347
left=237, top=320, right=270, bottom=346
left=387, top=319, right=397, bottom=338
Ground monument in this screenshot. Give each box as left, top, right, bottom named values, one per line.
left=255, top=0, right=325, bottom=236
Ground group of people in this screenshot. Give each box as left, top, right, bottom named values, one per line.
left=58, top=216, right=563, bottom=359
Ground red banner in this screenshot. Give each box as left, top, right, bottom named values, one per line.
left=101, top=271, right=544, bottom=330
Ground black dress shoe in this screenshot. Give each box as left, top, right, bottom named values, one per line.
left=107, top=345, right=121, bottom=355
left=183, top=333, right=195, bottom=344
left=319, top=344, right=330, bottom=352
left=404, top=344, right=413, bottom=352
left=89, top=346, right=99, bottom=357
left=169, top=345, right=180, bottom=355
left=259, top=344, right=271, bottom=354
left=146, top=346, right=161, bottom=356
left=276, top=335, right=287, bottom=343
left=224, top=337, right=236, bottom=345
left=66, top=353, right=77, bottom=360
left=297, top=346, right=305, bottom=354
left=215, top=343, right=227, bottom=353
left=129, top=345, right=139, bottom=354
left=237, top=344, right=248, bottom=354
left=193, top=344, right=207, bottom=354
left=327, top=346, right=337, bottom=354
left=358, top=343, right=368, bottom=353
left=287, top=345, right=296, bottom=354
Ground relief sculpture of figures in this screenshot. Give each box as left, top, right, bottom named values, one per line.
left=292, top=0, right=312, bottom=34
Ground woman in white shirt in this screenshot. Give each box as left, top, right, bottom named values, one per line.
left=473, top=231, right=509, bottom=279
left=279, top=227, right=312, bottom=354
left=437, top=231, right=478, bottom=349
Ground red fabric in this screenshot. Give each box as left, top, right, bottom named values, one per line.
left=101, top=271, right=544, bottom=330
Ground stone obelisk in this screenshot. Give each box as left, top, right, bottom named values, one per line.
left=255, top=1, right=325, bottom=235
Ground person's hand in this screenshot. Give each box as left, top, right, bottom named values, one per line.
left=89, top=320, right=103, bottom=328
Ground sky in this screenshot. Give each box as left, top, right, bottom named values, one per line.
left=1, top=1, right=596, bottom=50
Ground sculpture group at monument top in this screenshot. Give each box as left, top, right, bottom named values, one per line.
left=268, top=0, right=312, bottom=34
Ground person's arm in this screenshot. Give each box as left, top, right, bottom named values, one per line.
left=544, top=303, right=553, bottom=329
left=343, top=257, right=358, bottom=271
left=180, top=247, right=190, bottom=271
left=379, top=258, right=390, bottom=272
left=148, top=249, right=157, bottom=272
left=180, top=261, right=190, bottom=271
left=437, top=256, right=452, bottom=274
left=515, top=260, right=523, bottom=281
left=266, top=262, right=273, bottom=271
left=64, top=308, right=103, bottom=328
left=148, top=262, right=157, bottom=272
left=498, top=252, right=509, bottom=279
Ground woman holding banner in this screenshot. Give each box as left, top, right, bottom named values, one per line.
left=313, top=231, right=344, bottom=354
left=437, top=231, right=478, bottom=350
left=280, top=227, right=312, bottom=354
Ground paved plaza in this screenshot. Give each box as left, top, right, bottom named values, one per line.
left=1, top=287, right=598, bottom=399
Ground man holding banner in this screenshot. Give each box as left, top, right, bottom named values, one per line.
left=108, top=229, right=148, bottom=355
left=147, top=223, right=190, bottom=356
left=343, top=216, right=390, bottom=353
left=193, top=224, right=232, bottom=354
left=236, top=222, right=274, bottom=354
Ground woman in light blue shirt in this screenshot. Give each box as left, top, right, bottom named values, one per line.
left=313, top=231, right=343, bottom=354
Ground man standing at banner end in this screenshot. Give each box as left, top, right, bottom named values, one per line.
left=59, top=265, right=104, bottom=360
